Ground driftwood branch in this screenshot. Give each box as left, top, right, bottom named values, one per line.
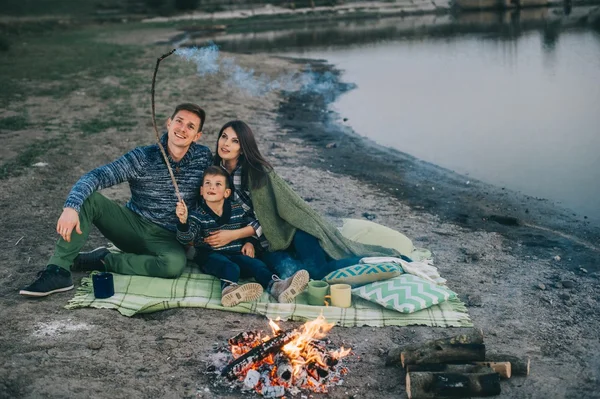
left=151, top=48, right=182, bottom=202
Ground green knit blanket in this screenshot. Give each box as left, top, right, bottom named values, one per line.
left=250, top=171, right=401, bottom=258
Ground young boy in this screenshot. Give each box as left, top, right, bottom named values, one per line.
left=176, top=166, right=309, bottom=307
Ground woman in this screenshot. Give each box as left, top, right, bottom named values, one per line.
left=204, top=120, right=398, bottom=280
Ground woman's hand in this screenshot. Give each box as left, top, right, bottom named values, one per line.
left=176, top=200, right=188, bottom=224
left=241, top=242, right=255, bottom=258
left=204, top=230, right=238, bottom=248
left=56, top=207, right=82, bottom=243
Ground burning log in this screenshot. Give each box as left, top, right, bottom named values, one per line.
left=484, top=354, right=530, bottom=376
left=228, top=330, right=261, bottom=347
left=221, top=329, right=299, bottom=380
left=275, top=356, right=293, bottom=381
left=306, top=340, right=336, bottom=369
left=406, top=370, right=501, bottom=398
left=307, top=361, right=330, bottom=380
left=387, top=329, right=484, bottom=366
left=401, top=343, right=486, bottom=368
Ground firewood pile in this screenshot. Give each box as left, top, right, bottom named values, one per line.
left=218, top=316, right=352, bottom=397
left=385, top=329, right=530, bottom=398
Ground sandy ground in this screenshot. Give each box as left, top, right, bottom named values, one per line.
left=1, top=32, right=600, bottom=399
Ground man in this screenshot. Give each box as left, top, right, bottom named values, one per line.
left=20, top=103, right=213, bottom=297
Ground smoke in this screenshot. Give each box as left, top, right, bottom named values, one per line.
left=176, top=44, right=341, bottom=100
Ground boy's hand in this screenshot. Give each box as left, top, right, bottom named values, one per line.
left=56, top=207, right=82, bottom=243
left=241, top=242, right=255, bottom=258
left=176, top=200, right=188, bottom=224
left=205, top=230, right=237, bottom=248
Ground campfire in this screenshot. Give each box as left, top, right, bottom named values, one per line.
left=219, top=315, right=352, bottom=397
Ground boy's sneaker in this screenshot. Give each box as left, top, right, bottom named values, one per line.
left=72, top=247, right=110, bottom=271
left=221, top=283, right=264, bottom=307
left=19, top=265, right=74, bottom=297
left=270, top=270, right=309, bottom=303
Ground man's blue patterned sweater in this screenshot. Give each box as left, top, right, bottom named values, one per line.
left=63, top=134, right=213, bottom=232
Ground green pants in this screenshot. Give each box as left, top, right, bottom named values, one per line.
left=49, top=192, right=186, bottom=278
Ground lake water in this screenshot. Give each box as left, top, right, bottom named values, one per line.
left=212, top=13, right=600, bottom=221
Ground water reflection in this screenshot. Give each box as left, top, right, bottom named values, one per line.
left=185, top=8, right=593, bottom=54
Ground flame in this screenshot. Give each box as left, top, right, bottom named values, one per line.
left=268, top=317, right=282, bottom=335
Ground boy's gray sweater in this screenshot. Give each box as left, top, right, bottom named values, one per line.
left=64, top=134, right=213, bottom=232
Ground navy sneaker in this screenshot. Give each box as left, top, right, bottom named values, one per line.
left=72, top=247, right=110, bottom=271
left=19, top=265, right=74, bottom=297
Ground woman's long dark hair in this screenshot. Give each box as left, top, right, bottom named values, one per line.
left=214, top=120, right=273, bottom=190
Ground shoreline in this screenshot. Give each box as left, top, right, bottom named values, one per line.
left=275, top=57, right=600, bottom=273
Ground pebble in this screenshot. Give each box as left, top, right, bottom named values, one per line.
left=467, top=294, right=483, bottom=307
left=362, top=212, right=377, bottom=220
left=580, top=267, right=588, bottom=273
left=558, top=293, right=571, bottom=301
left=536, top=283, right=546, bottom=290
left=554, top=255, right=561, bottom=261
left=561, top=280, right=575, bottom=288
left=87, top=341, right=103, bottom=350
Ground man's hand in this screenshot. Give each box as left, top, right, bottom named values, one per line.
left=176, top=200, right=188, bottom=224
left=204, top=230, right=237, bottom=248
left=241, top=242, right=255, bottom=258
left=56, top=207, right=82, bottom=243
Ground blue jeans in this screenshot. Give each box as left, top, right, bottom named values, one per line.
left=261, top=230, right=362, bottom=280
left=200, top=252, right=273, bottom=290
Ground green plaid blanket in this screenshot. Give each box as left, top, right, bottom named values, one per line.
left=65, top=269, right=472, bottom=328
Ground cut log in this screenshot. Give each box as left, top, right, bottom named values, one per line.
left=221, top=329, right=299, bottom=380
left=484, top=354, right=530, bottom=376
left=386, top=329, right=484, bottom=366
left=437, top=329, right=485, bottom=345
left=401, top=343, right=486, bottom=367
left=406, top=371, right=501, bottom=399
left=407, top=364, right=491, bottom=373
left=407, top=363, right=510, bottom=379
left=472, top=362, right=511, bottom=379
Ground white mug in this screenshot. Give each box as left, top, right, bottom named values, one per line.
left=327, top=284, right=352, bottom=308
